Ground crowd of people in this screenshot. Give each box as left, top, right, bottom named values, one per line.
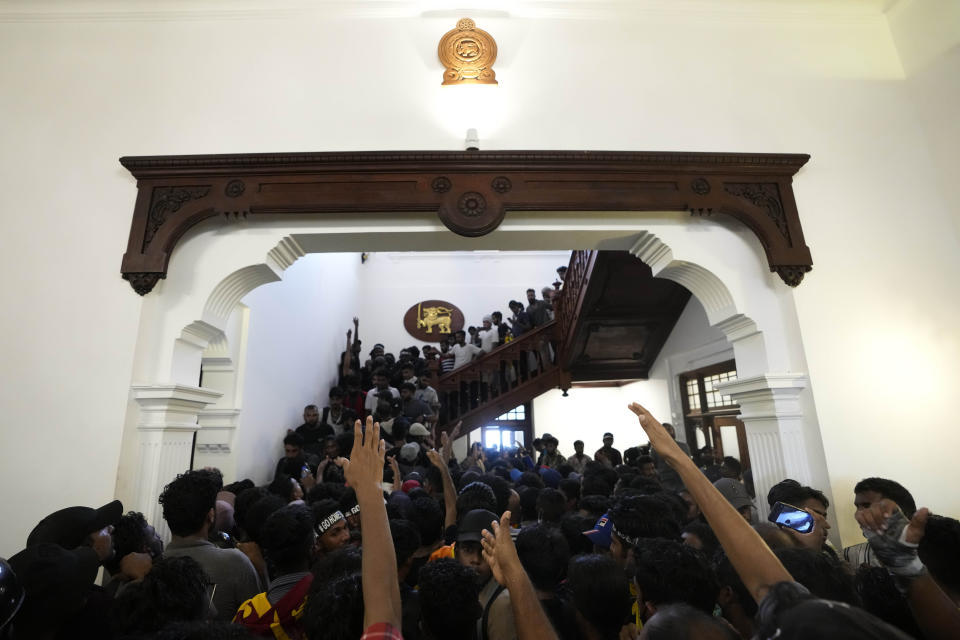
left=3, top=401, right=959, bottom=640
left=3, top=263, right=959, bottom=639
left=292, top=267, right=566, bottom=450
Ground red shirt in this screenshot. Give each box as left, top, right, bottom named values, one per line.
left=343, top=389, right=367, bottom=421
left=361, top=622, right=403, bottom=640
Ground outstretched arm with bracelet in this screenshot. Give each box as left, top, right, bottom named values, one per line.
left=627, top=402, right=793, bottom=604
left=857, top=499, right=960, bottom=640
left=341, top=417, right=402, bottom=633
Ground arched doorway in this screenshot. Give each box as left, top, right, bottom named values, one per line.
left=118, top=213, right=827, bottom=541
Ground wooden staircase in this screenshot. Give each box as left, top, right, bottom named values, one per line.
left=433, top=248, right=690, bottom=437
left=434, top=321, right=569, bottom=434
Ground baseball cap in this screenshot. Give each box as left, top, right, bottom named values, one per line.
left=602, top=432, right=614, bottom=440
left=400, top=442, right=421, bottom=463
left=539, top=467, right=562, bottom=489
left=482, top=315, right=492, bottom=323
left=456, top=509, right=499, bottom=543
left=583, top=512, right=613, bottom=549
left=408, top=423, right=430, bottom=437
left=27, top=500, right=123, bottom=549
left=401, top=479, right=421, bottom=493
left=509, top=468, right=523, bottom=483
left=714, top=478, right=754, bottom=511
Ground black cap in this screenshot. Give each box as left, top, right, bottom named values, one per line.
left=27, top=500, right=123, bottom=549
left=603, top=432, right=614, bottom=440
left=456, top=509, right=499, bottom=543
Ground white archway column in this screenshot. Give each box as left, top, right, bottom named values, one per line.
left=717, top=374, right=809, bottom=519
left=131, top=384, right=222, bottom=540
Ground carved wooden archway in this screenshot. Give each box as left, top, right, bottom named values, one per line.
left=119, top=150, right=812, bottom=294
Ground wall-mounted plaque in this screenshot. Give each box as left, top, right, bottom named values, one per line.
left=403, top=300, right=466, bottom=342
left=438, top=18, right=498, bottom=85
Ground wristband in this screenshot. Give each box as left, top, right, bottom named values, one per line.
left=862, top=510, right=926, bottom=579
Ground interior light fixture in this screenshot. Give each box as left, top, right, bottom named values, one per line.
left=465, top=128, right=480, bottom=151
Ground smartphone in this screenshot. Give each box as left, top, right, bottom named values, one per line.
left=768, top=501, right=815, bottom=533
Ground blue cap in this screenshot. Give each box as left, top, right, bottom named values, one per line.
left=583, top=512, right=613, bottom=549
left=539, top=467, right=562, bottom=489
left=509, top=468, right=523, bottom=483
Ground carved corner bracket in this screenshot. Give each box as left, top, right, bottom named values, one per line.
left=119, top=151, right=813, bottom=293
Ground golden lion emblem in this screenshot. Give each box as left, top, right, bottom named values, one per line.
left=417, top=304, right=453, bottom=334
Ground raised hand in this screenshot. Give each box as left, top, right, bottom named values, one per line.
left=856, top=500, right=930, bottom=578
left=426, top=448, right=446, bottom=470
left=387, top=455, right=402, bottom=487
left=627, top=402, right=683, bottom=463
left=341, top=417, right=386, bottom=497
left=480, top=510, right=521, bottom=587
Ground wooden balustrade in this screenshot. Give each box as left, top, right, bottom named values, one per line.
left=434, top=322, right=562, bottom=431
left=555, top=250, right=597, bottom=367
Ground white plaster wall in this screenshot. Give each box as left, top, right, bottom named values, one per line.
left=1, top=1, right=958, bottom=552
left=352, top=251, right=567, bottom=355
left=230, top=253, right=361, bottom=485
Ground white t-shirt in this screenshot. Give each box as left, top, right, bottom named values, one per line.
left=364, top=386, right=398, bottom=414
left=451, top=343, right=483, bottom=369
left=480, top=328, right=498, bottom=353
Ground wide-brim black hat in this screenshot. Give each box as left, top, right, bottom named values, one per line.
left=26, top=500, right=123, bottom=549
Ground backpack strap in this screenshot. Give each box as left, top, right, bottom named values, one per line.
left=479, top=583, right=507, bottom=640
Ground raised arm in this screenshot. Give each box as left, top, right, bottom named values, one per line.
left=342, top=417, right=401, bottom=630
left=627, top=402, right=793, bottom=604
left=481, top=511, right=560, bottom=640
left=341, top=328, right=353, bottom=379
left=353, top=316, right=360, bottom=346
left=427, top=447, right=458, bottom=530
left=857, top=501, right=960, bottom=640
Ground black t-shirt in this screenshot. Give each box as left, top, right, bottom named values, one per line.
left=295, top=422, right=334, bottom=455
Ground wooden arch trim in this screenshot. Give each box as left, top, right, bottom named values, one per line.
left=118, top=150, right=812, bottom=295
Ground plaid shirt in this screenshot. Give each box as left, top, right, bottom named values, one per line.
left=361, top=622, right=403, bottom=640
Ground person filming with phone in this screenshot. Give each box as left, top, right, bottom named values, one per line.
left=766, top=479, right=833, bottom=554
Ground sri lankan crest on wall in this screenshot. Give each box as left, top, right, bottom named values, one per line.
left=438, top=18, right=498, bottom=85
left=403, top=300, right=466, bottom=342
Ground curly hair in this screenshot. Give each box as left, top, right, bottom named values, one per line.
left=260, top=504, right=315, bottom=572
left=456, top=481, right=497, bottom=517
left=159, top=471, right=220, bottom=537
left=111, top=556, right=211, bottom=636
left=628, top=539, right=718, bottom=614
left=418, top=559, right=481, bottom=639
left=516, top=524, right=570, bottom=591
left=567, top=554, right=632, bottom=639
left=609, top=495, right=680, bottom=543
left=302, top=572, right=364, bottom=640
left=409, top=497, right=444, bottom=547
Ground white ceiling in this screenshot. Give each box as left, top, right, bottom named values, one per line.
left=0, top=0, right=905, bottom=22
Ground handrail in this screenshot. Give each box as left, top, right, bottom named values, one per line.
left=435, top=321, right=560, bottom=427
left=554, top=250, right=597, bottom=367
